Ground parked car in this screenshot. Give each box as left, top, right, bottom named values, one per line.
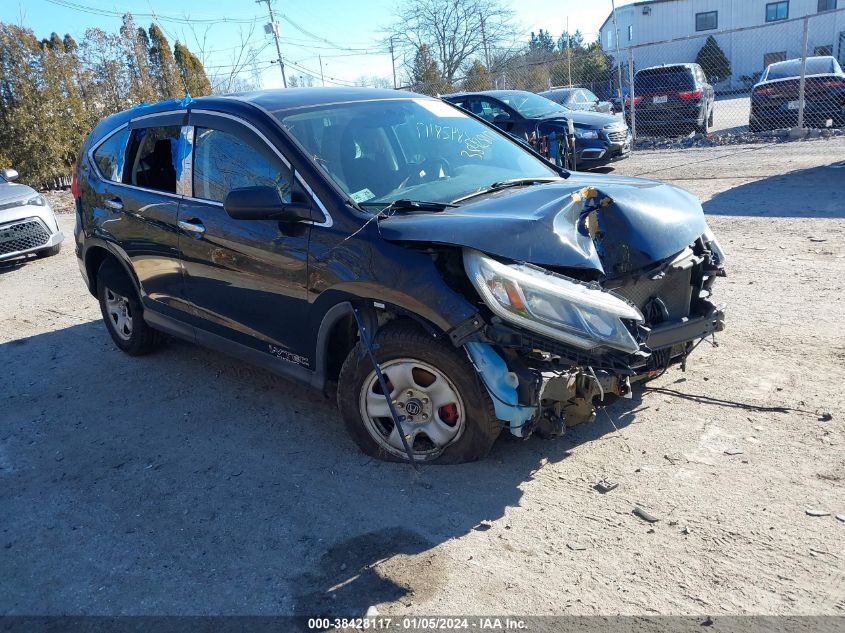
left=750, top=56, right=845, bottom=132
left=74, top=88, right=726, bottom=464
left=628, top=63, right=715, bottom=135
left=442, top=90, right=631, bottom=169
left=0, top=168, right=63, bottom=262
left=539, top=87, right=615, bottom=114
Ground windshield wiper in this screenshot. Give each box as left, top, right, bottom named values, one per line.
left=452, top=177, right=562, bottom=203
left=359, top=199, right=458, bottom=213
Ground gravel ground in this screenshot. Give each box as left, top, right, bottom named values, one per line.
left=1, top=139, right=844, bottom=618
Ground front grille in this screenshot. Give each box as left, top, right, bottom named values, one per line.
left=605, top=129, right=628, bottom=143
left=0, top=219, right=50, bottom=256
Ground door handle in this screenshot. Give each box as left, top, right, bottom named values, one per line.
left=104, top=198, right=123, bottom=210
left=178, top=219, right=206, bottom=236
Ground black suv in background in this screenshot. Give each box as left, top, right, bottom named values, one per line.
left=74, top=88, right=725, bottom=464
left=629, top=63, right=715, bottom=135
left=442, top=90, right=631, bottom=169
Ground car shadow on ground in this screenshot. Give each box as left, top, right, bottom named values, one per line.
left=703, top=163, right=845, bottom=218
left=0, top=321, right=641, bottom=619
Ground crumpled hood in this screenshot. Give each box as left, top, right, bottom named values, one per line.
left=378, top=173, right=709, bottom=276
left=0, top=182, right=35, bottom=205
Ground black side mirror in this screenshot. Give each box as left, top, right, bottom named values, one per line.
left=224, top=186, right=315, bottom=223
left=1, top=168, right=19, bottom=181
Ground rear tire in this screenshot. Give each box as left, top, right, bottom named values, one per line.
left=337, top=321, right=501, bottom=464
left=96, top=258, right=165, bottom=356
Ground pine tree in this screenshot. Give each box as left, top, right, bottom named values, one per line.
left=696, top=36, right=731, bottom=84
left=410, top=44, right=449, bottom=95
left=463, top=60, right=492, bottom=91
left=147, top=23, right=181, bottom=99
left=174, top=41, right=212, bottom=97
left=120, top=14, right=156, bottom=104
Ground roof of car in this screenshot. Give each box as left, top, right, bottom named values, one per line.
left=233, top=87, right=430, bottom=113
left=443, top=90, right=533, bottom=99
left=85, top=88, right=433, bottom=147
left=636, top=63, right=699, bottom=74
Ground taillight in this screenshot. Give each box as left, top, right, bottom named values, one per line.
left=753, top=86, right=775, bottom=97
left=70, top=163, right=79, bottom=198
left=821, top=79, right=845, bottom=88
left=678, top=89, right=703, bottom=100
left=625, top=96, right=642, bottom=105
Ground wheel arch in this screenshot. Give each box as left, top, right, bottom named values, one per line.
left=83, top=240, right=140, bottom=298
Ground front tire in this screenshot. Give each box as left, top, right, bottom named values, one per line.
left=96, top=258, right=165, bottom=356
left=337, top=321, right=501, bottom=464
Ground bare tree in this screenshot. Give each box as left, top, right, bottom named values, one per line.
left=390, top=0, right=517, bottom=84
left=188, top=22, right=268, bottom=94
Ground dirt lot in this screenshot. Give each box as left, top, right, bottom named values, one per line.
left=1, top=139, right=844, bottom=618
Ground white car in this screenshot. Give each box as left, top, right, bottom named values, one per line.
left=0, top=168, right=64, bottom=262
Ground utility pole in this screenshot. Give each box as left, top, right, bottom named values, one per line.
left=610, top=0, right=624, bottom=107
left=318, top=54, right=325, bottom=86
left=389, top=37, right=397, bottom=89
left=256, top=0, right=287, bottom=88
left=566, top=17, right=572, bottom=87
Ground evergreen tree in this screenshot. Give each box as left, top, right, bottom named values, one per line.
left=462, top=59, right=492, bottom=91
left=120, top=14, right=156, bottom=103
left=174, top=41, right=212, bottom=96
left=410, top=44, right=448, bottom=95
left=147, top=23, right=181, bottom=99
left=696, top=35, right=731, bottom=84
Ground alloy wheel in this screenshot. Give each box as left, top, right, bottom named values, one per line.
left=104, top=287, right=133, bottom=341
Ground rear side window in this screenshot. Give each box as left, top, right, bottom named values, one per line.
left=92, top=128, right=130, bottom=182
left=635, top=69, right=695, bottom=94
left=192, top=127, right=291, bottom=204
left=125, top=126, right=182, bottom=193
left=766, top=57, right=836, bottom=80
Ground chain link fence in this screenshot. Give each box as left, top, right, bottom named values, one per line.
left=403, top=6, right=845, bottom=165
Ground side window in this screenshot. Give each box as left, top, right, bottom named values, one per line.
left=92, top=128, right=130, bottom=182
left=125, top=126, right=181, bottom=193
left=477, top=99, right=508, bottom=121
left=192, top=127, right=291, bottom=204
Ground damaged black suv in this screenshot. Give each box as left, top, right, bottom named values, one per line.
left=74, top=88, right=726, bottom=464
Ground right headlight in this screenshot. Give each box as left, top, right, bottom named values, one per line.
left=463, top=249, right=643, bottom=354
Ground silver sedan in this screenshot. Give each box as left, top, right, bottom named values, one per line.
left=0, top=168, right=64, bottom=262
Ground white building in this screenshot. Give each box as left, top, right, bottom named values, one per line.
left=599, top=0, right=845, bottom=90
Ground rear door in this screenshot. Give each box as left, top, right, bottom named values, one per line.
left=88, top=111, right=193, bottom=325
left=177, top=110, right=313, bottom=365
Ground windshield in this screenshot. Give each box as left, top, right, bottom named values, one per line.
left=496, top=92, right=568, bottom=118
left=635, top=69, right=695, bottom=94
left=766, top=58, right=836, bottom=80
left=275, top=98, right=558, bottom=208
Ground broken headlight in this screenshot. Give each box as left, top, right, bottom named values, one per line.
left=463, top=249, right=644, bottom=354
left=702, top=226, right=726, bottom=266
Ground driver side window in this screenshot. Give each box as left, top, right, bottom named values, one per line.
left=192, top=127, right=291, bottom=204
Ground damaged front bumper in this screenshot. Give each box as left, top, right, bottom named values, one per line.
left=460, top=234, right=726, bottom=438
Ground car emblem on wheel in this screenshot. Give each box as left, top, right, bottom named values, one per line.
left=405, top=399, right=422, bottom=416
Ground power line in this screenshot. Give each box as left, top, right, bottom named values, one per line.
left=42, top=0, right=262, bottom=24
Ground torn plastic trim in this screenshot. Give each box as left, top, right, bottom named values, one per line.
left=464, top=341, right=537, bottom=437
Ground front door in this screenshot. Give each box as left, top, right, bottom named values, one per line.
left=177, top=112, right=312, bottom=367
